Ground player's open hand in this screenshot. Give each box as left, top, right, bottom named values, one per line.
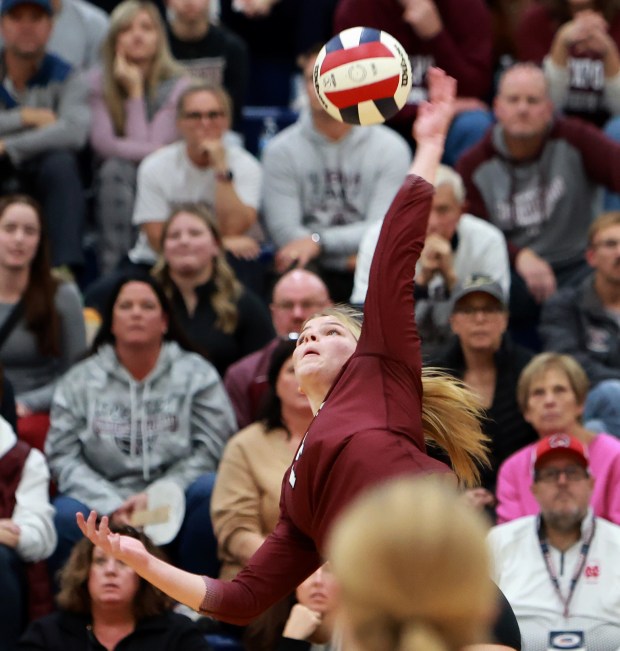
left=77, top=510, right=148, bottom=570
left=413, top=68, right=456, bottom=146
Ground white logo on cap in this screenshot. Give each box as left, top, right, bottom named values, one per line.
left=548, top=434, right=571, bottom=448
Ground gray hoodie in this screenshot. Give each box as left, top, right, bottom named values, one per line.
left=261, top=111, right=411, bottom=271
left=45, top=342, right=237, bottom=514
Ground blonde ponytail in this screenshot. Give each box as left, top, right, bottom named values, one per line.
left=421, top=368, right=490, bottom=487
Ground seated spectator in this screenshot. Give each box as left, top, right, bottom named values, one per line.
left=496, top=352, right=620, bottom=525
left=457, top=62, right=620, bottom=347
left=45, top=273, right=237, bottom=578
left=224, top=269, right=331, bottom=429
left=334, top=0, right=495, bottom=166
left=262, top=45, right=411, bottom=303
left=212, top=339, right=312, bottom=579
left=18, top=526, right=211, bottom=651
left=0, top=0, right=90, bottom=270
left=211, top=339, right=313, bottom=651
left=281, top=562, right=521, bottom=651
left=430, top=276, right=537, bottom=504
left=0, top=0, right=109, bottom=72
left=0, top=363, right=18, bottom=433
left=489, top=434, right=620, bottom=651
left=0, top=195, right=86, bottom=449
left=278, top=564, right=338, bottom=650
left=89, top=0, right=189, bottom=274
left=165, top=0, right=249, bottom=131
left=127, top=82, right=262, bottom=270
left=0, top=413, right=56, bottom=650
left=516, top=0, right=620, bottom=128
left=540, top=210, right=620, bottom=437
left=351, top=165, right=510, bottom=358
left=328, top=476, right=497, bottom=651
left=153, top=202, right=274, bottom=376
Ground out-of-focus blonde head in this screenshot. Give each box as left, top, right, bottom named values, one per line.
left=329, top=476, right=494, bottom=651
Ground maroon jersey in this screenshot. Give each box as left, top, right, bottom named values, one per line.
left=200, top=176, right=452, bottom=624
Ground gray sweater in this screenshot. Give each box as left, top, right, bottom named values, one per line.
left=46, top=342, right=237, bottom=514
left=0, top=282, right=86, bottom=412
left=0, top=52, right=90, bottom=165
left=261, top=112, right=411, bottom=271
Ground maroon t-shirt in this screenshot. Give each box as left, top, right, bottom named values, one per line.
left=200, top=176, right=452, bottom=624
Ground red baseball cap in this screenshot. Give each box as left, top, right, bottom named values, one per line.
left=531, top=434, right=589, bottom=474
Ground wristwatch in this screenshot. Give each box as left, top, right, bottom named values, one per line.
left=215, top=169, right=234, bottom=183
left=311, top=232, right=322, bottom=246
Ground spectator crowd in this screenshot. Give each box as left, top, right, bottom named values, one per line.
left=2, top=0, right=620, bottom=650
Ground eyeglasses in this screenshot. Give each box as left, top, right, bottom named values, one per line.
left=453, top=305, right=505, bottom=317
left=592, top=238, right=620, bottom=250
left=272, top=300, right=325, bottom=312
left=534, top=465, right=589, bottom=483
left=181, top=110, right=226, bottom=121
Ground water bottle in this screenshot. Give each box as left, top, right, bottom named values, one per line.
left=257, top=116, right=278, bottom=159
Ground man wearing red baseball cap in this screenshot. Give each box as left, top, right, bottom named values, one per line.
left=488, top=433, right=620, bottom=651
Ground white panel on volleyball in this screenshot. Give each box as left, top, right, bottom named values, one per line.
left=358, top=100, right=386, bottom=125
left=331, top=58, right=401, bottom=90
left=338, top=26, right=365, bottom=47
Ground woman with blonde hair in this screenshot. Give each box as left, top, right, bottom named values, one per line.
left=77, top=68, right=490, bottom=627
left=88, top=0, right=189, bottom=273
left=152, top=202, right=274, bottom=375
left=496, top=351, right=620, bottom=524
left=329, top=476, right=495, bottom=651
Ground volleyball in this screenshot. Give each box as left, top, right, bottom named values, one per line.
left=313, top=27, right=412, bottom=126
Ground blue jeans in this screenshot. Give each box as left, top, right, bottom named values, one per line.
left=603, top=116, right=620, bottom=210
left=49, top=472, right=220, bottom=583
left=443, top=109, right=494, bottom=166
left=584, top=379, right=620, bottom=438
left=0, top=544, right=26, bottom=651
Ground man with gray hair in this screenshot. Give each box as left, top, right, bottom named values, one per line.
left=352, top=164, right=509, bottom=357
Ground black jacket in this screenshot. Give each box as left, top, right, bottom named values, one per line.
left=430, top=334, right=538, bottom=491
left=18, top=611, right=211, bottom=651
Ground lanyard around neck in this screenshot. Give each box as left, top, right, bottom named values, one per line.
left=537, top=517, right=596, bottom=619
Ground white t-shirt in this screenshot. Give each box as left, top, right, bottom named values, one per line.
left=488, top=512, right=620, bottom=651
left=129, top=138, right=262, bottom=264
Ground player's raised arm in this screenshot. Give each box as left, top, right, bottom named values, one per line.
left=359, top=68, right=456, bottom=358
left=409, top=68, right=456, bottom=183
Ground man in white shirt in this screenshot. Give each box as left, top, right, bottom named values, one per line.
left=488, top=434, right=620, bottom=651
left=129, top=81, right=262, bottom=267
left=352, top=164, right=509, bottom=357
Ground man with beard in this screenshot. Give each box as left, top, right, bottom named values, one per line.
left=540, top=212, right=620, bottom=437
left=488, top=434, right=620, bottom=651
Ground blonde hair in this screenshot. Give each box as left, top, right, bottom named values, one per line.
left=176, top=82, right=233, bottom=125
left=101, top=0, right=184, bottom=134
left=329, top=476, right=494, bottom=651
left=421, top=368, right=489, bottom=487
left=153, top=202, right=242, bottom=333
left=516, top=352, right=590, bottom=414
left=302, top=307, right=490, bottom=487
